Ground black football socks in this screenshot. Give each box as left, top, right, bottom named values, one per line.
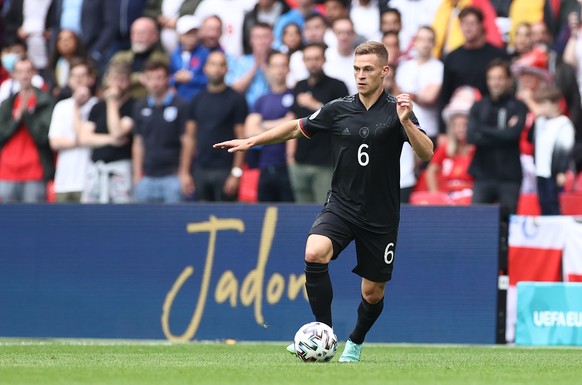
left=349, top=296, right=384, bottom=344
left=304, top=261, right=333, bottom=328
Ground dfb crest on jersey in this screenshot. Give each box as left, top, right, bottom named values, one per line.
left=359, top=127, right=369, bottom=138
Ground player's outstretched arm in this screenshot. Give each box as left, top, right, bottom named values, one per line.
left=214, top=119, right=304, bottom=153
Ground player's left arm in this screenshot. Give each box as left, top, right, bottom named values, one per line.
left=396, top=93, right=434, bottom=161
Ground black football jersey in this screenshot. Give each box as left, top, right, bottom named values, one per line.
left=299, top=92, right=423, bottom=231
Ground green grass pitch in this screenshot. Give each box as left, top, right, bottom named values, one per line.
left=1, top=339, right=581, bottom=385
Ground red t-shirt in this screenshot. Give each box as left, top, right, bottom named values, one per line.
left=430, top=142, right=475, bottom=193
left=0, top=94, right=44, bottom=181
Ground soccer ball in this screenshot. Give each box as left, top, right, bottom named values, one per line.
left=293, top=322, right=338, bottom=362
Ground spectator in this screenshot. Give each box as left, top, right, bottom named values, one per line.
left=508, top=22, right=533, bottom=60
left=512, top=46, right=552, bottom=183
left=324, top=18, right=358, bottom=95
left=431, top=0, right=504, bottom=59
left=531, top=21, right=582, bottom=175
left=0, top=58, right=55, bottom=203
left=395, top=26, right=443, bottom=144
left=199, top=15, right=225, bottom=52
left=6, top=0, right=52, bottom=71
left=384, top=1, right=441, bottom=54
left=438, top=7, right=509, bottom=138
left=48, top=59, right=98, bottom=203
left=289, top=42, right=348, bottom=203
left=227, top=22, right=273, bottom=109
left=323, top=0, right=367, bottom=49
left=194, top=0, right=257, bottom=58
left=467, top=59, right=528, bottom=219
left=288, top=13, right=328, bottom=85
left=169, top=15, right=209, bottom=101
left=281, top=22, right=304, bottom=55
left=131, top=60, right=195, bottom=203
left=0, top=41, right=47, bottom=104
left=273, top=0, right=320, bottom=50
left=109, top=0, right=148, bottom=56
left=78, top=60, right=135, bottom=204
left=350, top=0, right=380, bottom=42
left=426, top=86, right=480, bottom=199
left=143, top=0, right=203, bottom=54
left=47, top=29, right=87, bottom=99
left=109, top=17, right=168, bottom=99
left=49, top=0, right=117, bottom=73
left=189, top=51, right=248, bottom=202
left=245, top=51, right=295, bottom=202
left=530, top=85, right=575, bottom=215
left=382, top=31, right=402, bottom=72
left=242, top=0, right=291, bottom=55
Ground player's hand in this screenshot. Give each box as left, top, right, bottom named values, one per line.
left=396, top=93, right=412, bottom=121
left=213, top=139, right=253, bottom=153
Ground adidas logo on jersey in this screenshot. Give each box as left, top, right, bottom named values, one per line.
left=341, top=128, right=350, bottom=136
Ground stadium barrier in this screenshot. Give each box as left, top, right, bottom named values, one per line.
left=0, top=204, right=499, bottom=344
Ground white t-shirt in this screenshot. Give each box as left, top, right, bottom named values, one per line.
left=533, top=115, right=575, bottom=178
left=194, top=0, right=256, bottom=58
left=49, top=97, right=98, bottom=193
left=388, top=0, right=441, bottom=52
left=324, top=48, right=357, bottom=95
left=350, top=0, right=380, bottom=42
left=288, top=50, right=307, bottom=87
left=395, top=57, right=443, bottom=138
left=400, top=142, right=416, bottom=188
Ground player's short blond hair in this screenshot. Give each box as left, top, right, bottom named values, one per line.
left=355, top=41, right=389, bottom=66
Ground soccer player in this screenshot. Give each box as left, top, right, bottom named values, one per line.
left=214, top=41, right=433, bottom=362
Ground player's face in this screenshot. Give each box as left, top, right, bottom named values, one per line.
left=353, top=53, right=389, bottom=97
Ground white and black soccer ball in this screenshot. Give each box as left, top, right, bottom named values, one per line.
left=293, top=322, right=338, bottom=362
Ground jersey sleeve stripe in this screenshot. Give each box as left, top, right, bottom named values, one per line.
left=298, top=118, right=312, bottom=139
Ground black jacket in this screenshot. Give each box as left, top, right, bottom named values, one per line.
left=0, top=88, right=56, bottom=181
left=467, top=93, right=528, bottom=183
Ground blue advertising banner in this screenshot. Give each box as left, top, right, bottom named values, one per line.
left=0, top=205, right=499, bottom=343
left=516, top=282, right=582, bottom=345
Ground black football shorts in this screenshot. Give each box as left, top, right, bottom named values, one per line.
left=309, top=209, right=398, bottom=282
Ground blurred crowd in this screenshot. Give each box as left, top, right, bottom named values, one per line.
left=0, top=0, right=580, bottom=215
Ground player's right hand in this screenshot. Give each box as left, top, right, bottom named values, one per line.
left=213, top=139, right=252, bottom=153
